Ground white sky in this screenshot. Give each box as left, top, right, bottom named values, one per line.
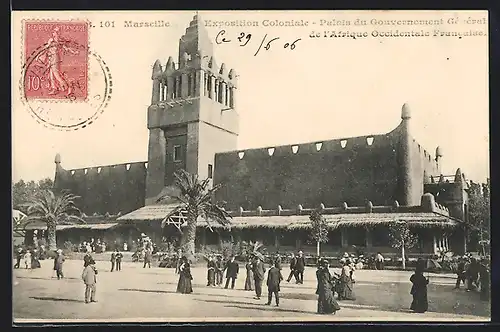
left=11, top=10, right=489, bottom=183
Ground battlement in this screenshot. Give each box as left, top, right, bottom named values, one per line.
left=223, top=195, right=450, bottom=218
left=150, top=15, right=237, bottom=110
left=216, top=132, right=396, bottom=161
left=65, top=161, right=148, bottom=176
left=54, top=155, right=147, bottom=215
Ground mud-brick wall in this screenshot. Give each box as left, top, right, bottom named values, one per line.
left=409, top=138, right=441, bottom=204
left=213, top=133, right=401, bottom=211
left=55, top=162, right=147, bottom=215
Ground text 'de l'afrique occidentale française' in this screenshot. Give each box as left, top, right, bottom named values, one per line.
left=215, top=30, right=301, bottom=56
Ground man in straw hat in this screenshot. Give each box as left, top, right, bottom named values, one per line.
left=53, top=249, right=65, bottom=280
left=295, top=251, right=306, bottom=284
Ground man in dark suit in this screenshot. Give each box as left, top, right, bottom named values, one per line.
left=115, top=249, right=123, bottom=271
left=295, top=251, right=306, bottom=284
left=287, top=253, right=297, bottom=282
left=266, top=261, right=283, bottom=306
left=110, top=250, right=116, bottom=272
left=224, top=256, right=240, bottom=289
left=252, top=255, right=266, bottom=300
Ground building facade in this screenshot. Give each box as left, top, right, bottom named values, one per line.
left=39, top=15, right=471, bottom=256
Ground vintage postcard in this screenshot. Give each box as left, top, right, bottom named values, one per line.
left=11, top=10, right=490, bottom=323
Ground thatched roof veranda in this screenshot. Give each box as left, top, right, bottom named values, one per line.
left=117, top=204, right=460, bottom=230
left=23, top=223, right=120, bottom=231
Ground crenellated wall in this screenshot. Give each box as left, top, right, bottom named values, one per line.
left=213, top=127, right=403, bottom=211
left=54, top=160, right=147, bottom=215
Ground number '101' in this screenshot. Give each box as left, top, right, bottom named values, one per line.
left=100, top=21, right=115, bottom=28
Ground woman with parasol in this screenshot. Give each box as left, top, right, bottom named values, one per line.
left=315, top=258, right=341, bottom=315
left=409, top=260, right=429, bottom=313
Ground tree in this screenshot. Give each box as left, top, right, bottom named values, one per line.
left=12, top=178, right=54, bottom=214
left=309, top=210, right=329, bottom=257
left=388, top=220, right=418, bottom=269
left=157, top=169, right=232, bottom=261
left=240, top=240, right=266, bottom=261
left=19, top=189, right=84, bottom=251
left=468, top=180, right=490, bottom=253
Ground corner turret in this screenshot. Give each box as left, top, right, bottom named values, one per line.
left=454, top=168, right=463, bottom=183
left=401, top=103, right=411, bottom=120
left=435, top=146, right=443, bottom=173
left=397, top=103, right=416, bottom=206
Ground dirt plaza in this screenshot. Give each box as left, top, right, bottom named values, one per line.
left=13, top=259, right=490, bottom=323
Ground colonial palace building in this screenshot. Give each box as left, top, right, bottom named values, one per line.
left=25, top=15, right=472, bottom=257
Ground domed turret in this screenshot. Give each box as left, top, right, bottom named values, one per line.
left=151, top=59, right=162, bottom=80
left=454, top=168, right=463, bottom=183
left=401, top=103, right=411, bottom=120
left=421, top=193, right=436, bottom=212
left=436, top=146, right=443, bottom=158
left=54, top=153, right=61, bottom=164
left=166, top=56, right=175, bottom=72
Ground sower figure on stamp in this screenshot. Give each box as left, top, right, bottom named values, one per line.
left=224, top=256, right=239, bottom=289
left=82, top=259, right=98, bottom=304
left=252, top=254, right=266, bottom=300
left=266, top=261, right=283, bottom=307
left=34, top=27, right=79, bottom=97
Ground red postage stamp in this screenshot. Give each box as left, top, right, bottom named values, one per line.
left=23, top=21, right=89, bottom=101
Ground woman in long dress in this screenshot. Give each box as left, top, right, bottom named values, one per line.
left=244, top=259, right=254, bottom=291
left=338, top=259, right=356, bottom=300
left=176, top=256, right=193, bottom=294
left=316, top=259, right=341, bottom=315
left=207, top=256, right=216, bottom=287
left=409, top=264, right=429, bottom=313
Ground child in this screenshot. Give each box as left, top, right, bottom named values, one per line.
left=266, top=261, right=283, bottom=307
left=82, top=261, right=98, bottom=303
left=24, top=250, right=32, bottom=270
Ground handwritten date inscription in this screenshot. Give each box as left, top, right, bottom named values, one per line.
left=216, top=30, right=301, bottom=56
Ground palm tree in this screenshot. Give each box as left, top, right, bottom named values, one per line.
left=157, top=169, right=232, bottom=261
left=19, top=189, right=85, bottom=252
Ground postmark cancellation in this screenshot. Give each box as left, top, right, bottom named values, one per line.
left=20, top=19, right=112, bottom=131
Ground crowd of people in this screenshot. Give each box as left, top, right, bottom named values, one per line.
left=14, top=235, right=490, bottom=313
left=171, top=250, right=361, bottom=313
left=453, top=254, right=490, bottom=301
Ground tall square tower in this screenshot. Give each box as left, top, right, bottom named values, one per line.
left=145, top=15, right=239, bottom=204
